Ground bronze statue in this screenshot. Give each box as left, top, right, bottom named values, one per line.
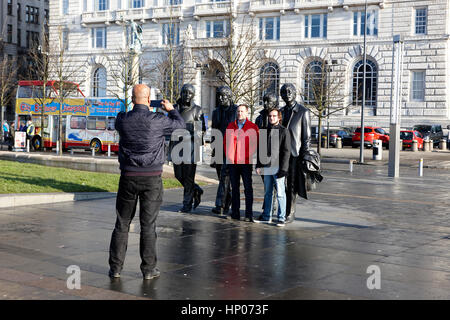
left=280, top=83, right=312, bottom=223
left=171, top=84, right=206, bottom=213
left=211, top=86, right=237, bottom=215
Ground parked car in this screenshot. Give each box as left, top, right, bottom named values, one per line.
left=352, top=126, right=390, bottom=149
left=321, top=128, right=353, bottom=147
left=400, top=130, right=424, bottom=150
left=412, top=124, right=443, bottom=146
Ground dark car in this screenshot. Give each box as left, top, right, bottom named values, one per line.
left=412, top=124, right=443, bottom=146
left=321, top=128, right=353, bottom=147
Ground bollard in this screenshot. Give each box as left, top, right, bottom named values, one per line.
left=70, top=148, right=74, bottom=155
left=336, top=137, right=342, bottom=149
left=429, top=140, right=433, bottom=151
left=439, top=139, right=447, bottom=151
left=321, top=136, right=328, bottom=148
left=108, top=144, right=111, bottom=157
left=411, top=140, right=418, bottom=152
left=372, top=139, right=382, bottom=160
left=349, top=160, right=354, bottom=173
left=400, top=139, right=404, bottom=151
left=419, top=158, right=423, bottom=177
left=423, top=140, right=430, bottom=152
left=26, top=139, right=30, bottom=153
left=91, top=148, right=95, bottom=157
left=199, top=145, right=204, bottom=164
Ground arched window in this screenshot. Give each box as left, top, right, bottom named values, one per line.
left=260, top=62, right=280, bottom=104
left=352, top=59, right=377, bottom=107
left=92, top=66, right=107, bottom=97
left=304, top=60, right=324, bottom=105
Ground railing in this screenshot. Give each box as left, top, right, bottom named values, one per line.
left=153, top=5, right=183, bottom=18
left=194, top=1, right=236, bottom=17
left=81, top=10, right=114, bottom=24
left=114, top=8, right=152, bottom=21
left=249, top=0, right=290, bottom=12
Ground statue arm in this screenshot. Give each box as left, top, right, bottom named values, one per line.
left=300, top=108, right=312, bottom=156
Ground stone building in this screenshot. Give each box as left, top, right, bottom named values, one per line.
left=49, top=0, right=450, bottom=129
left=1, top=0, right=49, bottom=121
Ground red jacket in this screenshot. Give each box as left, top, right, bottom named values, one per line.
left=224, top=118, right=259, bottom=165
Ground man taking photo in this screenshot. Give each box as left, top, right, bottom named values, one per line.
left=108, top=84, right=185, bottom=280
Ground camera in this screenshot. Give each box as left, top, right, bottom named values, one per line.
left=150, top=100, right=163, bottom=109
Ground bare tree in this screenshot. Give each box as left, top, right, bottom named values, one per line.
left=300, top=61, right=357, bottom=155
left=146, top=10, right=192, bottom=104
left=48, top=25, right=85, bottom=155
left=107, top=22, right=143, bottom=110
left=199, top=3, right=267, bottom=120
left=27, top=22, right=51, bottom=144
left=0, top=57, right=16, bottom=136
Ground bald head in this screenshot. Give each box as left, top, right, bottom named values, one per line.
left=132, top=84, right=151, bottom=106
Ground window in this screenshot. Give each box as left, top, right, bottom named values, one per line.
left=353, top=11, right=378, bottom=36
left=92, top=66, right=107, bottom=97
left=374, top=128, right=385, bottom=135
left=415, top=7, right=427, bottom=35
left=167, top=0, right=182, bottom=4
left=7, top=25, right=13, bottom=43
left=259, top=62, right=280, bottom=104
left=411, top=71, right=425, bottom=101
left=87, top=117, right=107, bottom=130
left=259, top=17, right=280, bottom=41
left=62, top=0, right=69, bottom=15
left=130, top=0, right=144, bottom=8
left=25, top=6, right=39, bottom=24
left=44, top=9, right=49, bottom=23
left=107, top=117, right=115, bottom=131
left=8, top=0, right=13, bottom=15
left=206, top=20, right=230, bottom=38
left=17, top=3, right=22, bottom=21
left=91, top=27, right=107, bottom=48
left=305, top=14, right=327, bottom=38
left=70, top=116, right=87, bottom=130
left=162, top=23, right=180, bottom=45
left=352, top=59, right=378, bottom=107
left=304, top=60, right=324, bottom=105
left=96, top=0, right=109, bottom=11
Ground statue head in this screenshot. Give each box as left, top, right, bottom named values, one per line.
left=280, top=83, right=297, bottom=105
left=262, top=92, right=278, bottom=110
left=217, top=86, right=232, bottom=108
left=180, top=83, right=195, bottom=105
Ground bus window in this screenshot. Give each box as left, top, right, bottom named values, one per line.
left=107, top=117, right=115, bottom=131
left=18, top=86, right=33, bottom=98
left=87, top=117, right=96, bottom=130
left=70, top=116, right=86, bottom=129
left=33, top=115, right=49, bottom=128
left=96, top=117, right=107, bottom=130
left=87, top=116, right=106, bottom=130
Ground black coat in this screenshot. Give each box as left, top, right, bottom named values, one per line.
left=281, top=102, right=311, bottom=158
left=116, top=104, right=185, bottom=173
left=255, top=109, right=269, bottom=129
left=256, top=123, right=290, bottom=174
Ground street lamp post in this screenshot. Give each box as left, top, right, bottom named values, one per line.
left=359, top=0, right=368, bottom=163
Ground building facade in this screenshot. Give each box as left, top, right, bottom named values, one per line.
left=1, top=0, right=49, bottom=121
left=49, top=0, right=450, bottom=129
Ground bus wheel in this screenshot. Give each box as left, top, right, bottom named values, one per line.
left=90, top=139, right=102, bottom=154
left=32, top=136, right=42, bottom=151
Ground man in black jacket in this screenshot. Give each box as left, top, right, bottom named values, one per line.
left=280, top=83, right=312, bottom=224
left=108, top=84, right=185, bottom=280
left=255, top=108, right=290, bottom=226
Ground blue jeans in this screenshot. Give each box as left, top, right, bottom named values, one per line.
left=262, top=174, right=286, bottom=222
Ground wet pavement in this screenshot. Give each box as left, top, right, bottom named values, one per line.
left=0, top=162, right=450, bottom=300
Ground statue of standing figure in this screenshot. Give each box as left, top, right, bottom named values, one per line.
left=129, top=20, right=143, bottom=54
left=171, top=84, right=206, bottom=213
left=211, top=86, right=237, bottom=216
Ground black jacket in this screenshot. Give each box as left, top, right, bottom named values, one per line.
left=116, top=104, right=185, bottom=173
left=255, top=109, right=269, bottom=129
left=281, top=102, right=311, bottom=158
left=256, top=123, right=290, bottom=175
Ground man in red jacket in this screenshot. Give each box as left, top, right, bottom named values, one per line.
left=224, top=104, right=259, bottom=222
